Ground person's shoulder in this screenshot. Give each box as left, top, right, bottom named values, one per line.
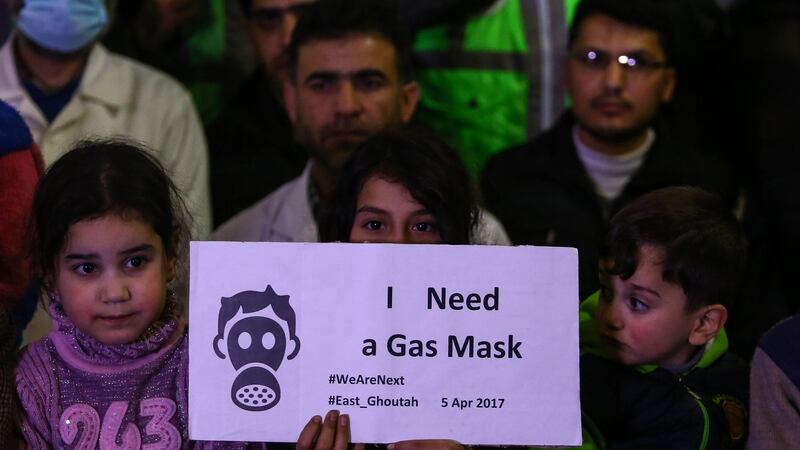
left=0, top=100, right=33, bottom=157
left=101, top=46, right=193, bottom=100
left=16, top=338, right=54, bottom=386
left=758, top=315, right=800, bottom=382
left=694, top=349, right=749, bottom=396
left=212, top=176, right=303, bottom=241
left=486, top=127, right=559, bottom=167
left=17, top=337, right=50, bottom=362
left=760, top=315, right=800, bottom=350
left=483, top=114, right=570, bottom=178
left=471, top=208, right=511, bottom=245
left=656, top=140, right=734, bottom=177
left=649, top=128, right=732, bottom=170
left=644, top=133, right=737, bottom=204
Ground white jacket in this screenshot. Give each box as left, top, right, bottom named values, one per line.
left=0, top=38, right=211, bottom=237
left=213, top=163, right=512, bottom=245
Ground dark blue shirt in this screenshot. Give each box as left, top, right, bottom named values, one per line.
left=21, top=76, right=81, bottom=123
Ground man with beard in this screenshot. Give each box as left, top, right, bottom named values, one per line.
left=206, top=0, right=315, bottom=227
left=213, top=0, right=510, bottom=245
left=481, top=0, right=736, bottom=300
left=0, top=0, right=210, bottom=237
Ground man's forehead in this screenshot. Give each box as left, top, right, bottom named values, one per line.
left=252, top=0, right=314, bottom=9
left=573, top=13, right=665, bottom=56
left=296, top=34, right=399, bottom=78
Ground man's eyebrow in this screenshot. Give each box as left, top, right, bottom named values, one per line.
left=252, top=7, right=283, bottom=14
left=575, top=45, right=657, bottom=55
left=304, top=69, right=389, bottom=83
left=623, top=49, right=662, bottom=58
left=304, top=71, right=340, bottom=84
left=351, top=69, right=388, bottom=80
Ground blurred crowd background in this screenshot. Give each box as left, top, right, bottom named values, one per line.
left=1, top=0, right=798, bottom=362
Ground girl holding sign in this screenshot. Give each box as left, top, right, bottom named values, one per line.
left=319, top=128, right=479, bottom=246
left=17, top=140, right=264, bottom=449
left=304, top=130, right=476, bottom=450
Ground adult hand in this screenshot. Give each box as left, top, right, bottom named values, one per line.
left=388, top=440, right=467, bottom=450
left=297, top=410, right=365, bottom=450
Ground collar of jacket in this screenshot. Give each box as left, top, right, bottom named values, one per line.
left=0, top=36, right=132, bottom=111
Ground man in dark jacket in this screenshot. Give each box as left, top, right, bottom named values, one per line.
left=481, top=0, right=736, bottom=300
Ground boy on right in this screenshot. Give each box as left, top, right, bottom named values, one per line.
left=579, top=186, right=749, bottom=449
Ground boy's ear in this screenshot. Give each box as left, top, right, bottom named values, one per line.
left=688, top=304, right=728, bottom=346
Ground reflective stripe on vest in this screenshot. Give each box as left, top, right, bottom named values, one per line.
left=413, top=0, right=577, bottom=132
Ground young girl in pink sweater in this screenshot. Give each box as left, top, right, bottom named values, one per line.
left=17, top=139, right=264, bottom=449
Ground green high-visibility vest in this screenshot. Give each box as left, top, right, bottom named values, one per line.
left=413, top=0, right=581, bottom=176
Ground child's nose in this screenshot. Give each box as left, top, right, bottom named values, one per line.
left=602, top=301, right=624, bottom=330
left=102, top=276, right=131, bottom=303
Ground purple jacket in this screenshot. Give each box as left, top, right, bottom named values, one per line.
left=15, top=300, right=262, bottom=449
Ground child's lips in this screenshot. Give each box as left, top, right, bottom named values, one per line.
left=601, top=334, right=625, bottom=350
left=97, top=313, right=136, bottom=325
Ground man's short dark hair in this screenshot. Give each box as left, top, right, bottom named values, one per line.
left=569, top=0, right=675, bottom=65
left=286, top=0, right=411, bottom=81
left=237, top=0, right=252, bottom=16
left=603, top=187, right=747, bottom=311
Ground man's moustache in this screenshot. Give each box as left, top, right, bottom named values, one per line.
left=321, top=127, right=370, bottom=137
left=590, top=95, right=632, bottom=109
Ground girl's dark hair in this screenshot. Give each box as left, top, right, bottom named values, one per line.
left=318, top=128, right=478, bottom=244
left=603, top=186, right=747, bottom=311
left=30, top=139, right=190, bottom=285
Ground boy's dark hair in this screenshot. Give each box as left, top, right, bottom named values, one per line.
left=604, top=186, right=747, bottom=311
left=318, top=127, right=478, bottom=244
left=287, top=0, right=411, bottom=81
left=30, top=139, right=190, bottom=287
left=569, top=0, right=675, bottom=65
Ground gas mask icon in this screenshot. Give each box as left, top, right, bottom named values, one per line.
left=213, top=286, right=300, bottom=411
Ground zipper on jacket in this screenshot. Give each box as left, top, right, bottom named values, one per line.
left=682, top=384, right=710, bottom=450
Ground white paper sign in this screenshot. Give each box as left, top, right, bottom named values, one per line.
left=189, top=242, right=580, bottom=446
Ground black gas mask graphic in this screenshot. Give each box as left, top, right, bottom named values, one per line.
left=213, top=286, right=300, bottom=411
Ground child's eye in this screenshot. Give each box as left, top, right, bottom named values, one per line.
left=73, top=263, right=96, bottom=275
left=125, top=256, right=147, bottom=269
left=364, top=220, right=384, bottom=231
left=628, top=297, right=648, bottom=311
left=411, top=222, right=438, bottom=233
